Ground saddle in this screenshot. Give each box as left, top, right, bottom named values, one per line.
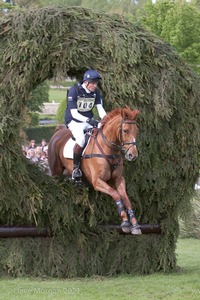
left=63, top=129, right=92, bottom=159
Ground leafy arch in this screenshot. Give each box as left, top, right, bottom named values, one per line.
left=0, top=6, right=200, bottom=277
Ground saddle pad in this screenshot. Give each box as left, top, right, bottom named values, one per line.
left=63, top=136, right=92, bottom=159
left=63, top=138, right=76, bottom=159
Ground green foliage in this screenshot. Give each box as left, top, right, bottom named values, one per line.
left=29, top=112, right=39, bottom=127
left=24, top=125, right=56, bottom=143
left=12, top=0, right=42, bottom=8
left=39, top=0, right=142, bottom=17
left=0, top=0, right=12, bottom=10
left=139, top=1, right=200, bottom=73
left=0, top=6, right=200, bottom=277
left=81, top=0, right=136, bottom=14
left=26, top=81, right=49, bottom=112
left=38, top=114, right=56, bottom=120
left=56, top=98, right=66, bottom=123
left=47, top=79, right=75, bottom=87
left=42, top=0, right=82, bottom=5
left=195, top=0, right=200, bottom=10
left=179, top=192, right=200, bottom=239
left=48, top=88, right=67, bottom=103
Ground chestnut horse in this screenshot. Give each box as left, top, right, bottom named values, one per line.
left=48, top=107, right=141, bottom=235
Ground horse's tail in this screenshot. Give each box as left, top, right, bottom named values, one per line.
left=55, top=124, right=66, bottom=132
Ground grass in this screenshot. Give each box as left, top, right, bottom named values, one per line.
left=48, top=89, right=67, bottom=104
left=0, top=238, right=200, bottom=300
left=47, top=80, right=75, bottom=88
left=38, top=114, right=56, bottom=120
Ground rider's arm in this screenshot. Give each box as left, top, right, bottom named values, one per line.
left=95, top=90, right=106, bottom=119
left=96, top=104, right=106, bottom=119
left=71, top=109, right=88, bottom=122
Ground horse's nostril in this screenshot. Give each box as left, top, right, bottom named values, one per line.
left=125, top=152, right=135, bottom=161
left=128, top=153, right=138, bottom=161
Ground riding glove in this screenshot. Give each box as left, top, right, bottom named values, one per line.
left=86, top=118, right=99, bottom=127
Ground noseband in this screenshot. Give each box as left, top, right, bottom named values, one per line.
left=119, top=118, right=137, bottom=147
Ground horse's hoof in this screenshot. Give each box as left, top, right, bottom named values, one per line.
left=121, top=221, right=131, bottom=233
left=131, top=224, right=142, bottom=235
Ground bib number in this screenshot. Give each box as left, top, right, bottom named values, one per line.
left=77, top=97, right=95, bottom=112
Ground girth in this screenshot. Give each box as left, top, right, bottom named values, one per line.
left=83, top=153, right=122, bottom=172
left=82, top=130, right=122, bottom=172
left=83, top=153, right=121, bottom=159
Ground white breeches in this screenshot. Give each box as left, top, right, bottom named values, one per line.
left=67, top=120, right=92, bottom=147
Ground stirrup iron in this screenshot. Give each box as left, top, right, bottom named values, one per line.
left=72, top=168, right=82, bottom=181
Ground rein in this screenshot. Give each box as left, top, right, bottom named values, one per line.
left=101, top=118, right=138, bottom=153
left=82, top=118, right=138, bottom=171
left=83, top=130, right=122, bottom=171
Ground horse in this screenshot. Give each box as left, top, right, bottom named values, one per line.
left=48, top=107, right=141, bottom=235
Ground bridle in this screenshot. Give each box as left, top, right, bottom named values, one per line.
left=98, top=118, right=138, bottom=154
left=82, top=117, right=138, bottom=171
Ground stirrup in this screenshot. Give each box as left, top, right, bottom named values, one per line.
left=72, top=168, right=82, bottom=181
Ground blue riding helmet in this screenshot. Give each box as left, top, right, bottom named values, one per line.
left=83, top=70, right=102, bottom=82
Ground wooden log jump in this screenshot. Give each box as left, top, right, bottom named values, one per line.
left=0, top=224, right=161, bottom=238
left=0, top=226, right=52, bottom=238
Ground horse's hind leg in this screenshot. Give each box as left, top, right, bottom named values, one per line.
left=49, top=155, right=64, bottom=176
left=115, top=176, right=142, bottom=235
left=51, top=165, right=64, bottom=176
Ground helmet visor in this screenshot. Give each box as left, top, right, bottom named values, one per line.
left=86, top=78, right=101, bottom=84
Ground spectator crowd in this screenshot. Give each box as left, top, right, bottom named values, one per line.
left=22, top=138, right=49, bottom=173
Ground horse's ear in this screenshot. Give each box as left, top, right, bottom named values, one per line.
left=121, top=106, right=131, bottom=118
left=121, top=109, right=125, bottom=118
left=121, top=106, right=140, bottom=119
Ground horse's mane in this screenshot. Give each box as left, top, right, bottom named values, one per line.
left=101, top=106, right=140, bottom=128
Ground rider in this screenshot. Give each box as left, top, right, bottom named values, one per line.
left=65, top=69, right=107, bottom=181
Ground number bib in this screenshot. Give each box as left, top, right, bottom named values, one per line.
left=77, top=97, right=95, bottom=112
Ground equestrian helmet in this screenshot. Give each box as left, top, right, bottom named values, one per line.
left=83, top=70, right=102, bottom=82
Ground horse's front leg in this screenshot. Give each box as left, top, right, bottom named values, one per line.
left=92, top=177, right=131, bottom=233
left=115, top=176, right=142, bottom=235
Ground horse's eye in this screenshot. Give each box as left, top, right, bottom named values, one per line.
left=123, top=130, right=129, bottom=134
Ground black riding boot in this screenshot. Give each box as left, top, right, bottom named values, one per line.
left=72, top=144, right=83, bottom=181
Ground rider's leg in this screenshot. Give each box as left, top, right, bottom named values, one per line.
left=68, top=121, right=92, bottom=181
left=72, top=143, right=83, bottom=180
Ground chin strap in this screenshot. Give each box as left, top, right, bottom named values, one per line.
left=84, top=82, right=92, bottom=92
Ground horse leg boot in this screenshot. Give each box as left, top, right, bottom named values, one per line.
left=127, top=209, right=142, bottom=235
left=115, top=176, right=142, bottom=235
left=116, top=200, right=131, bottom=233
left=72, top=144, right=83, bottom=182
